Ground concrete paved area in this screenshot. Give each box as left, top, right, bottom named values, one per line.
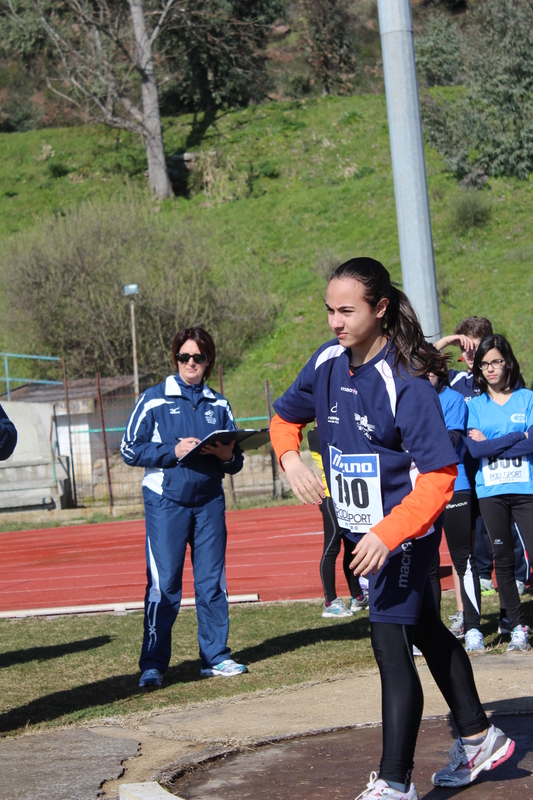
left=1, top=654, right=531, bottom=800
left=0, top=729, right=139, bottom=800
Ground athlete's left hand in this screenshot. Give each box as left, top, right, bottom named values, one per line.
left=350, top=531, right=390, bottom=576
left=201, top=440, right=235, bottom=461
left=469, top=429, right=486, bottom=442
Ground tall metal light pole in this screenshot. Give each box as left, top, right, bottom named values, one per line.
left=124, top=284, right=140, bottom=400
left=377, top=0, right=441, bottom=341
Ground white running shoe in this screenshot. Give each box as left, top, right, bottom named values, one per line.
left=350, top=591, right=369, bottom=613
left=322, top=598, right=353, bottom=618
left=431, top=724, right=515, bottom=787
left=507, top=625, right=531, bottom=652
left=465, top=628, right=485, bottom=652
left=354, top=772, right=418, bottom=799
left=200, top=658, right=248, bottom=677
left=139, top=668, right=163, bottom=688
left=448, top=610, right=465, bottom=639
left=516, top=579, right=526, bottom=596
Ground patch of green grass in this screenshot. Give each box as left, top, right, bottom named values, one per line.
left=0, top=592, right=530, bottom=737
left=1, top=91, right=533, bottom=409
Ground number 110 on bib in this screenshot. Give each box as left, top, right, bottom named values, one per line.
left=329, top=447, right=384, bottom=533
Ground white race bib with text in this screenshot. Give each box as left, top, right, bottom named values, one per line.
left=482, top=456, right=530, bottom=487
left=329, top=447, right=384, bottom=534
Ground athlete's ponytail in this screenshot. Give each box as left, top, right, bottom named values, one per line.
left=329, top=258, right=448, bottom=377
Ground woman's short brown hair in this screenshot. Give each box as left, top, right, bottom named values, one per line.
left=171, top=327, right=216, bottom=380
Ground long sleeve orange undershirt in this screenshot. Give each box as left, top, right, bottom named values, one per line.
left=270, top=413, right=457, bottom=552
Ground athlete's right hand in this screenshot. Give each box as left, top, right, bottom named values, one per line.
left=280, top=450, right=326, bottom=505
left=175, top=437, right=202, bottom=458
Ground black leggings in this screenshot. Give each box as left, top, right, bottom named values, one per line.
left=445, top=492, right=482, bottom=631
left=320, top=496, right=362, bottom=602
left=479, top=494, right=533, bottom=630
left=428, top=493, right=482, bottom=632
left=372, top=579, right=488, bottom=788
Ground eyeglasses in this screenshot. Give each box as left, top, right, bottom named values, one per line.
left=177, top=353, right=207, bottom=364
left=480, top=358, right=506, bottom=371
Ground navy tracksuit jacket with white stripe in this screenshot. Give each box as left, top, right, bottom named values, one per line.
left=121, top=374, right=243, bottom=672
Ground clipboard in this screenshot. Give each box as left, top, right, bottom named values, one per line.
left=178, top=428, right=270, bottom=464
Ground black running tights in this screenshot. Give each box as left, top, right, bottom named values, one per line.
left=371, top=581, right=488, bottom=787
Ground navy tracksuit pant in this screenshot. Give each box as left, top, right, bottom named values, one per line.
left=140, top=487, right=232, bottom=672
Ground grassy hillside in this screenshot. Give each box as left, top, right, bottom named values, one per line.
left=1, top=92, right=533, bottom=416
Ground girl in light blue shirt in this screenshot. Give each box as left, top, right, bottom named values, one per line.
left=466, top=334, right=533, bottom=652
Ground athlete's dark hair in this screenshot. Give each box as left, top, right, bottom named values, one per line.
left=329, top=258, right=449, bottom=377
left=473, top=334, right=524, bottom=394
left=454, top=316, right=493, bottom=340
left=171, top=327, right=216, bottom=380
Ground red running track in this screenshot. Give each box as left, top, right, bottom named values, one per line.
left=0, top=505, right=454, bottom=612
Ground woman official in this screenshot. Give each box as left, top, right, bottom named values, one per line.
left=121, top=327, right=247, bottom=687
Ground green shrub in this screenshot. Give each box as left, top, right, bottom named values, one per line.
left=415, top=10, right=463, bottom=87
left=0, top=198, right=279, bottom=379
left=421, top=0, right=533, bottom=181
left=449, top=191, right=492, bottom=234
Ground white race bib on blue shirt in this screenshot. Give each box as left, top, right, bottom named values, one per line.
left=329, top=446, right=384, bottom=533
left=482, top=456, right=530, bottom=487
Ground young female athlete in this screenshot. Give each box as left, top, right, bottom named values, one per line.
left=467, top=333, right=533, bottom=652
left=270, top=258, right=514, bottom=799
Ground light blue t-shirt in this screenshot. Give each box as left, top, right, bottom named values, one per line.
left=438, top=386, right=470, bottom=492
left=467, top=388, right=533, bottom=498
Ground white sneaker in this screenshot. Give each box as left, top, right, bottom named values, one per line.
left=516, top=579, right=526, bottom=596
left=322, top=598, right=353, bottom=618
left=431, top=724, right=515, bottom=787
left=465, top=628, right=485, bottom=652
left=507, top=625, right=531, bottom=652
left=479, top=578, right=495, bottom=595
left=355, top=772, right=418, bottom=799
left=200, top=658, right=248, bottom=677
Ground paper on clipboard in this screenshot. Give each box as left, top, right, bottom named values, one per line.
left=178, top=428, right=270, bottom=464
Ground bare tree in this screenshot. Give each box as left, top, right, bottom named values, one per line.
left=6, top=0, right=175, bottom=198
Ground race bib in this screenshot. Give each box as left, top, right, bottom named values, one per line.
left=329, top=446, right=384, bottom=533
left=482, top=456, right=530, bottom=487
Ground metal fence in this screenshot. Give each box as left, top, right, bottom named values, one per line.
left=0, top=357, right=291, bottom=511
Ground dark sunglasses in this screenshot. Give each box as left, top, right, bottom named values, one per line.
left=177, top=352, right=207, bottom=364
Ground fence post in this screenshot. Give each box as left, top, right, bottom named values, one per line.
left=96, top=372, right=114, bottom=513
left=4, top=355, right=10, bottom=401
left=264, top=379, right=280, bottom=499
left=61, top=357, right=78, bottom=508
left=217, top=364, right=237, bottom=505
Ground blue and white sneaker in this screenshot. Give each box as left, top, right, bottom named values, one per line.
left=432, top=725, right=515, bottom=787
left=465, top=628, right=485, bottom=652
left=139, top=668, right=163, bottom=688
left=322, top=598, right=353, bottom=618
left=200, top=658, right=248, bottom=677
left=507, top=625, right=531, bottom=652
left=350, top=591, right=369, bottom=613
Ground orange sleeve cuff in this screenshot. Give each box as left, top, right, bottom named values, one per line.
left=269, top=414, right=305, bottom=466
left=372, top=465, right=458, bottom=552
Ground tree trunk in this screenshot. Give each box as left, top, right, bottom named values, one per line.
left=129, top=0, right=174, bottom=199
